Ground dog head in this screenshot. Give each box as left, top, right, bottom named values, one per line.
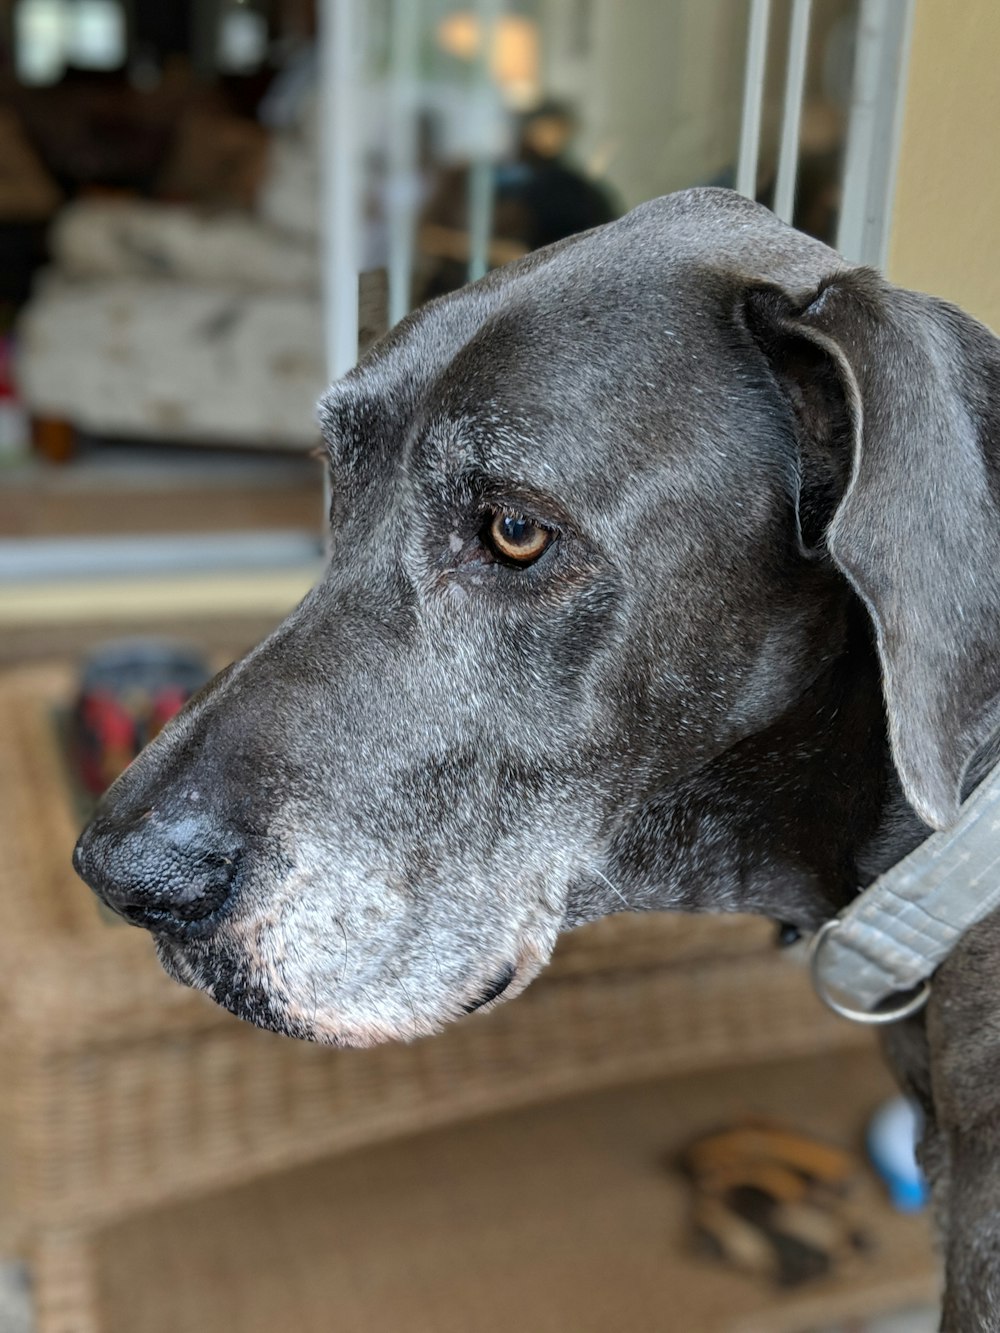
left=73, top=188, right=1000, bottom=1044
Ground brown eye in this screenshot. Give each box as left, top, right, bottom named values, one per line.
left=485, top=511, right=554, bottom=566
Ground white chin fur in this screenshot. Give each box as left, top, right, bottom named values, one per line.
left=158, top=893, right=563, bottom=1048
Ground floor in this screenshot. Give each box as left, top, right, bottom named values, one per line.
left=0, top=1264, right=940, bottom=1332
left=823, top=1314, right=938, bottom=1333
left=89, top=1049, right=939, bottom=1333
left=0, top=1265, right=30, bottom=1333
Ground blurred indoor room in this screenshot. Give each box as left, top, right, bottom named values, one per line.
left=2, top=1, right=996, bottom=1329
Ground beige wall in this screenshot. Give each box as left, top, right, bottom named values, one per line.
left=888, top=0, right=1000, bottom=330
left=539, top=0, right=854, bottom=211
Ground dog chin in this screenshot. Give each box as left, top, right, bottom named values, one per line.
left=154, top=922, right=557, bottom=1045
left=154, top=934, right=346, bottom=1043
left=154, top=931, right=555, bottom=1048
left=153, top=934, right=308, bottom=1038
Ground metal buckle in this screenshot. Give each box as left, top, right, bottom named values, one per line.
left=808, top=919, right=932, bottom=1026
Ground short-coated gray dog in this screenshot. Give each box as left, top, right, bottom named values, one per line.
left=74, top=188, right=1000, bottom=1329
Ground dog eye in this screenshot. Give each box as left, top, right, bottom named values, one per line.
left=483, top=511, right=554, bottom=566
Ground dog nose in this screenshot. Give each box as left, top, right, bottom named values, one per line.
left=73, top=810, right=242, bottom=936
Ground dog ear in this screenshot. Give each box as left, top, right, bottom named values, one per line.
left=745, top=267, right=1000, bottom=830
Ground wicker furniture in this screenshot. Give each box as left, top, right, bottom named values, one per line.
left=0, top=663, right=869, bottom=1333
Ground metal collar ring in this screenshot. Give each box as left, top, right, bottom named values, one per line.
left=808, top=918, right=932, bottom=1026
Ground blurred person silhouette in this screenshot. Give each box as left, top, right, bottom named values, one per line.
left=417, top=99, right=618, bottom=301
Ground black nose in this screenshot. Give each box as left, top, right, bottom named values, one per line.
left=73, top=809, right=242, bottom=937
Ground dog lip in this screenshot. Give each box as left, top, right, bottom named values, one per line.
left=144, top=891, right=239, bottom=943
left=462, top=963, right=517, bottom=1013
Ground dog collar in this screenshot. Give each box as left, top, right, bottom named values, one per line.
left=808, top=764, right=1000, bottom=1024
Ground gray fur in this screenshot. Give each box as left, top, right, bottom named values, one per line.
left=74, top=188, right=1000, bottom=1329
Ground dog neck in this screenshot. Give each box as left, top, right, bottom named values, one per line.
left=604, top=602, right=933, bottom=932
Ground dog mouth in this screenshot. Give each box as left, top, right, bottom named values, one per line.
left=461, top=963, right=517, bottom=1012
left=155, top=929, right=527, bottom=1045
left=154, top=934, right=320, bottom=1039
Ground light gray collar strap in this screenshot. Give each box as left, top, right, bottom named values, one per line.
left=809, top=765, right=1000, bottom=1025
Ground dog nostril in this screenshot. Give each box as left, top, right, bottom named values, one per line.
left=168, top=856, right=238, bottom=922
left=118, top=899, right=158, bottom=927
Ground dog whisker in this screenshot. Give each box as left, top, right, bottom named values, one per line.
left=593, top=867, right=630, bottom=911
left=337, top=916, right=351, bottom=984
left=387, top=965, right=421, bottom=1033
